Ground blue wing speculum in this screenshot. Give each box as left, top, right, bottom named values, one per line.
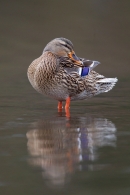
left=81, top=67, right=90, bottom=76
left=80, top=60, right=100, bottom=77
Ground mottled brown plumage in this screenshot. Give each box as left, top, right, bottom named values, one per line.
left=27, top=38, right=117, bottom=111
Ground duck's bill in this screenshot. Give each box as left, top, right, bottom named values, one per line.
left=68, top=51, right=84, bottom=67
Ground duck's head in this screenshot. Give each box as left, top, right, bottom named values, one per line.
left=43, top=37, right=83, bottom=67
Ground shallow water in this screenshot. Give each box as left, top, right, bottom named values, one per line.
left=0, top=0, right=130, bottom=195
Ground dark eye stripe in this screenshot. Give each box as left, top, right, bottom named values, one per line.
left=61, top=43, right=71, bottom=50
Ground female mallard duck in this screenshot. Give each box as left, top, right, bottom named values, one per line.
left=27, top=38, right=117, bottom=112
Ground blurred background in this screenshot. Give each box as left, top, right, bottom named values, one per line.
left=0, top=0, right=130, bottom=195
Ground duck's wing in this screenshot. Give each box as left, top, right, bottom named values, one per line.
left=70, top=70, right=118, bottom=100
left=59, top=56, right=100, bottom=76
left=80, top=57, right=100, bottom=71
left=59, top=56, right=82, bottom=75
left=80, top=59, right=100, bottom=77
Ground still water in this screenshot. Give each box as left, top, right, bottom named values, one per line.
left=0, top=0, right=130, bottom=195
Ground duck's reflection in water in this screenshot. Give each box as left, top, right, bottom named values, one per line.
left=26, top=116, right=116, bottom=187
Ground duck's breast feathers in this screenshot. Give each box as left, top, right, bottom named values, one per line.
left=27, top=51, right=58, bottom=89
left=34, top=51, right=59, bottom=80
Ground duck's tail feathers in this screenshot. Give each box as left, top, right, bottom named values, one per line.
left=96, top=78, right=118, bottom=94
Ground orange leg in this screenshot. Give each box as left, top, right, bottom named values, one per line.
left=58, top=101, right=62, bottom=112
left=65, top=97, right=71, bottom=118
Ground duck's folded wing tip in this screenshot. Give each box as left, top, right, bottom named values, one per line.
left=89, top=61, right=100, bottom=71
